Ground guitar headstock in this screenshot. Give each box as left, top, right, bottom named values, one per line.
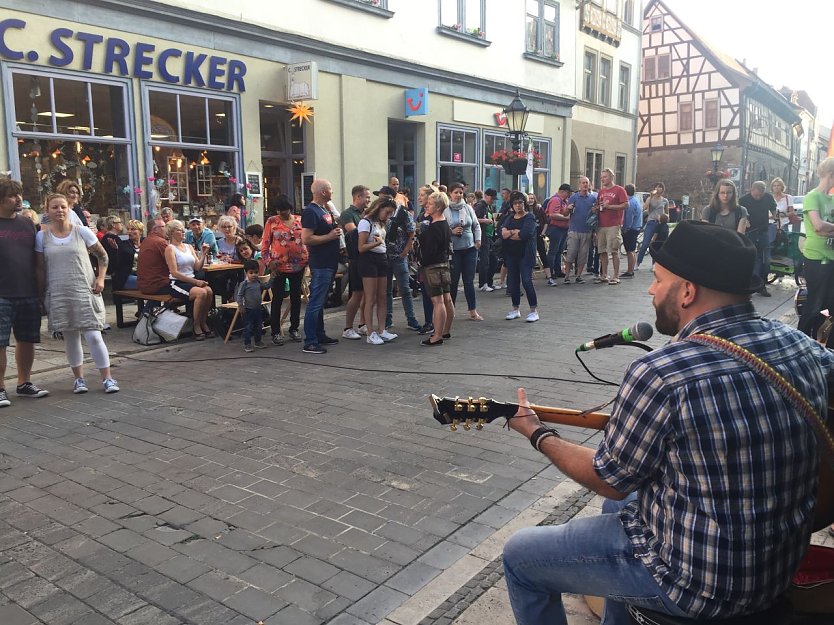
left=429, top=394, right=517, bottom=431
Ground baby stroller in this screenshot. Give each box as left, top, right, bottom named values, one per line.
left=768, top=230, right=805, bottom=286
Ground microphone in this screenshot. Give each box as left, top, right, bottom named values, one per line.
left=577, top=322, right=653, bottom=352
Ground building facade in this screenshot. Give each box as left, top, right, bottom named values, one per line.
left=571, top=0, right=642, bottom=189
left=636, top=0, right=801, bottom=207
left=0, top=0, right=596, bottom=226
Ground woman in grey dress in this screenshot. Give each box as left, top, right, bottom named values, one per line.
left=35, top=194, right=119, bottom=394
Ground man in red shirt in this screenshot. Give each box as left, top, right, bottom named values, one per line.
left=594, top=168, right=628, bottom=284
left=136, top=218, right=172, bottom=295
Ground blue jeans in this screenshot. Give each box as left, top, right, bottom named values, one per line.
left=637, top=221, right=657, bottom=266
left=450, top=246, right=478, bottom=311
left=749, top=227, right=771, bottom=281
left=546, top=227, right=568, bottom=276
left=503, top=495, right=688, bottom=625
left=303, top=266, right=334, bottom=346
left=386, top=255, right=418, bottom=328
left=241, top=307, right=263, bottom=345
left=504, top=253, right=537, bottom=308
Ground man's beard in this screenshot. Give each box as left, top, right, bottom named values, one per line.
left=654, top=287, right=682, bottom=337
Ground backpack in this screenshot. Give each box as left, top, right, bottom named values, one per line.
left=386, top=206, right=409, bottom=245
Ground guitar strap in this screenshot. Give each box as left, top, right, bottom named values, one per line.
left=687, top=333, right=834, bottom=464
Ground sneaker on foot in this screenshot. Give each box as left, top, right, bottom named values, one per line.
left=288, top=329, right=302, bottom=342
left=103, top=378, right=120, bottom=394
left=418, top=323, right=434, bottom=335
left=505, top=310, right=521, bottom=320
left=0, top=389, right=10, bottom=407
left=379, top=330, right=398, bottom=342
left=342, top=328, right=361, bottom=340
left=319, top=335, right=339, bottom=345
left=407, top=319, right=422, bottom=331
left=73, top=378, right=88, bottom=394
left=526, top=311, right=540, bottom=323
left=483, top=284, right=495, bottom=292
left=303, top=344, right=327, bottom=354
left=272, top=334, right=285, bottom=346
left=564, top=277, right=571, bottom=284
left=574, top=276, right=585, bottom=284
left=367, top=331, right=385, bottom=345
left=493, top=282, right=504, bottom=290
left=244, top=344, right=254, bottom=353
left=254, top=341, right=268, bottom=349
left=546, top=278, right=558, bottom=287
left=357, top=324, right=368, bottom=336
left=15, top=381, right=49, bottom=398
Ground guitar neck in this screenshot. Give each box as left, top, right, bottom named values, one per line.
left=529, top=404, right=609, bottom=431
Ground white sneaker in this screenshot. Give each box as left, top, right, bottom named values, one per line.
left=103, top=378, right=120, bottom=393
left=379, top=330, right=398, bottom=342
left=505, top=310, right=521, bottom=320
left=493, top=282, right=504, bottom=290
left=342, top=328, right=361, bottom=340
left=367, top=331, right=384, bottom=345
left=357, top=324, right=368, bottom=336
left=73, top=378, right=88, bottom=394
left=526, top=311, right=540, bottom=323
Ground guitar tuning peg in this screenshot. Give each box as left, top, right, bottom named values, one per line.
left=467, top=396, right=476, bottom=413
left=478, top=397, right=489, bottom=413
left=454, top=396, right=463, bottom=412
left=463, top=418, right=471, bottom=431
left=450, top=418, right=459, bottom=432
left=476, top=418, right=485, bottom=430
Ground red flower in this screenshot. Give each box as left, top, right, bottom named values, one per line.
left=490, top=148, right=542, bottom=167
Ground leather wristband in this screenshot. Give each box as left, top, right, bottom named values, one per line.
left=529, top=426, right=560, bottom=452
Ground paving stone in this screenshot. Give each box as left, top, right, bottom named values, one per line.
left=0, top=561, right=35, bottom=589
left=174, top=599, right=242, bottom=625
left=417, top=540, right=470, bottom=569
left=384, top=560, right=442, bottom=595
left=222, top=586, right=288, bottom=621
left=86, top=585, right=147, bottom=619
left=98, top=529, right=147, bottom=553
left=124, top=541, right=177, bottom=567
left=4, top=575, right=61, bottom=608
left=323, top=614, right=372, bottom=625
left=283, top=556, right=340, bottom=584
left=346, top=585, right=408, bottom=623
left=187, top=570, right=249, bottom=600
left=54, top=569, right=108, bottom=600
left=27, top=590, right=91, bottom=625
left=321, top=570, right=377, bottom=601
left=236, top=562, right=293, bottom=592
left=154, top=554, right=211, bottom=584
left=329, top=548, right=400, bottom=584
left=116, top=605, right=180, bottom=625
left=28, top=553, right=84, bottom=582
left=0, top=603, right=39, bottom=625
left=72, top=516, right=121, bottom=538
left=261, top=603, right=322, bottom=625
left=275, top=577, right=336, bottom=613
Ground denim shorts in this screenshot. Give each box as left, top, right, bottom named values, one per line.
left=0, top=297, right=42, bottom=347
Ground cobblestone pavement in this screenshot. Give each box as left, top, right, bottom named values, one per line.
left=0, top=270, right=800, bottom=625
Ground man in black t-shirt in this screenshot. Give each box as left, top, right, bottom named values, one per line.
left=0, top=179, right=49, bottom=405
left=739, top=181, right=777, bottom=297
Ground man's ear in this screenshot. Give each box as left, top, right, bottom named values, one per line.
left=681, top=280, right=697, bottom=309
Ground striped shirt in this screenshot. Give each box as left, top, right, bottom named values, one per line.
left=594, top=303, right=834, bottom=618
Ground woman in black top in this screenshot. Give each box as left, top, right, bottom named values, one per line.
left=113, top=219, right=144, bottom=290
left=417, top=191, right=454, bottom=345
left=501, top=191, right=539, bottom=322
left=527, top=192, right=551, bottom=283
left=413, top=184, right=436, bottom=334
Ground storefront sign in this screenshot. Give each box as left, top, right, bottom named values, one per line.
left=494, top=112, right=507, bottom=127
left=0, top=18, right=247, bottom=92
left=404, top=88, right=428, bottom=117
left=287, top=62, right=318, bottom=100
left=245, top=172, right=263, bottom=197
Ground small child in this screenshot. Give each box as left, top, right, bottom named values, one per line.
left=235, top=259, right=273, bottom=352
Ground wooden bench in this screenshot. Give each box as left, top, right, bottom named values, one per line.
left=111, top=289, right=182, bottom=328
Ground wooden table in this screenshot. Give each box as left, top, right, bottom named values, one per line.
left=203, top=262, right=244, bottom=304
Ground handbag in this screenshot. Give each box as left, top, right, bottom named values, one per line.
left=151, top=308, right=193, bottom=342
left=132, top=308, right=163, bottom=345
left=688, top=333, right=834, bottom=615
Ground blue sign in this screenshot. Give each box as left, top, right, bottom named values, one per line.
left=404, top=88, right=428, bottom=117
left=0, top=18, right=247, bottom=92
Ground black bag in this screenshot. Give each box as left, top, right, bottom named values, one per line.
left=206, top=307, right=237, bottom=338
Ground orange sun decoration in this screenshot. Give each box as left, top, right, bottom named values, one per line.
left=288, top=101, right=314, bottom=126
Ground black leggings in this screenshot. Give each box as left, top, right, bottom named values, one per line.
left=271, top=270, right=304, bottom=334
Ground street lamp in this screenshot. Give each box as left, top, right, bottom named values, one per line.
left=710, top=143, right=725, bottom=175
left=503, top=90, right=530, bottom=190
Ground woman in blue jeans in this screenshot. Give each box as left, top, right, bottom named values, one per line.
left=636, top=182, right=668, bottom=269
left=500, top=191, right=539, bottom=322
left=443, top=182, right=483, bottom=321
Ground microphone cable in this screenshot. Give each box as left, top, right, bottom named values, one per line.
left=573, top=341, right=654, bottom=386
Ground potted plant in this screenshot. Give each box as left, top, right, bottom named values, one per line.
left=491, top=148, right=541, bottom=175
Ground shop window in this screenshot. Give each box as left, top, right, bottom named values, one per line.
left=7, top=67, right=134, bottom=216
left=525, top=0, right=559, bottom=61
left=145, top=85, right=241, bottom=225
left=438, top=125, right=478, bottom=190
left=484, top=133, right=550, bottom=205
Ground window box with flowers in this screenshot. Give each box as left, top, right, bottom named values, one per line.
left=436, top=23, right=491, bottom=47
left=705, top=168, right=732, bottom=186
left=491, top=148, right=542, bottom=175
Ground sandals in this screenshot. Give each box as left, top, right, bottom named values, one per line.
left=469, top=312, right=484, bottom=321
left=194, top=333, right=206, bottom=341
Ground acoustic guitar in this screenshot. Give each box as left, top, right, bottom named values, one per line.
left=429, top=394, right=834, bottom=533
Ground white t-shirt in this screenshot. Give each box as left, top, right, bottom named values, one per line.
left=35, top=225, right=98, bottom=252
left=357, top=218, right=387, bottom=254
left=775, top=194, right=793, bottom=226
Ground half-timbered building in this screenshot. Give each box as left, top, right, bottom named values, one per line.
left=637, top=0, right=801, bottom=208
